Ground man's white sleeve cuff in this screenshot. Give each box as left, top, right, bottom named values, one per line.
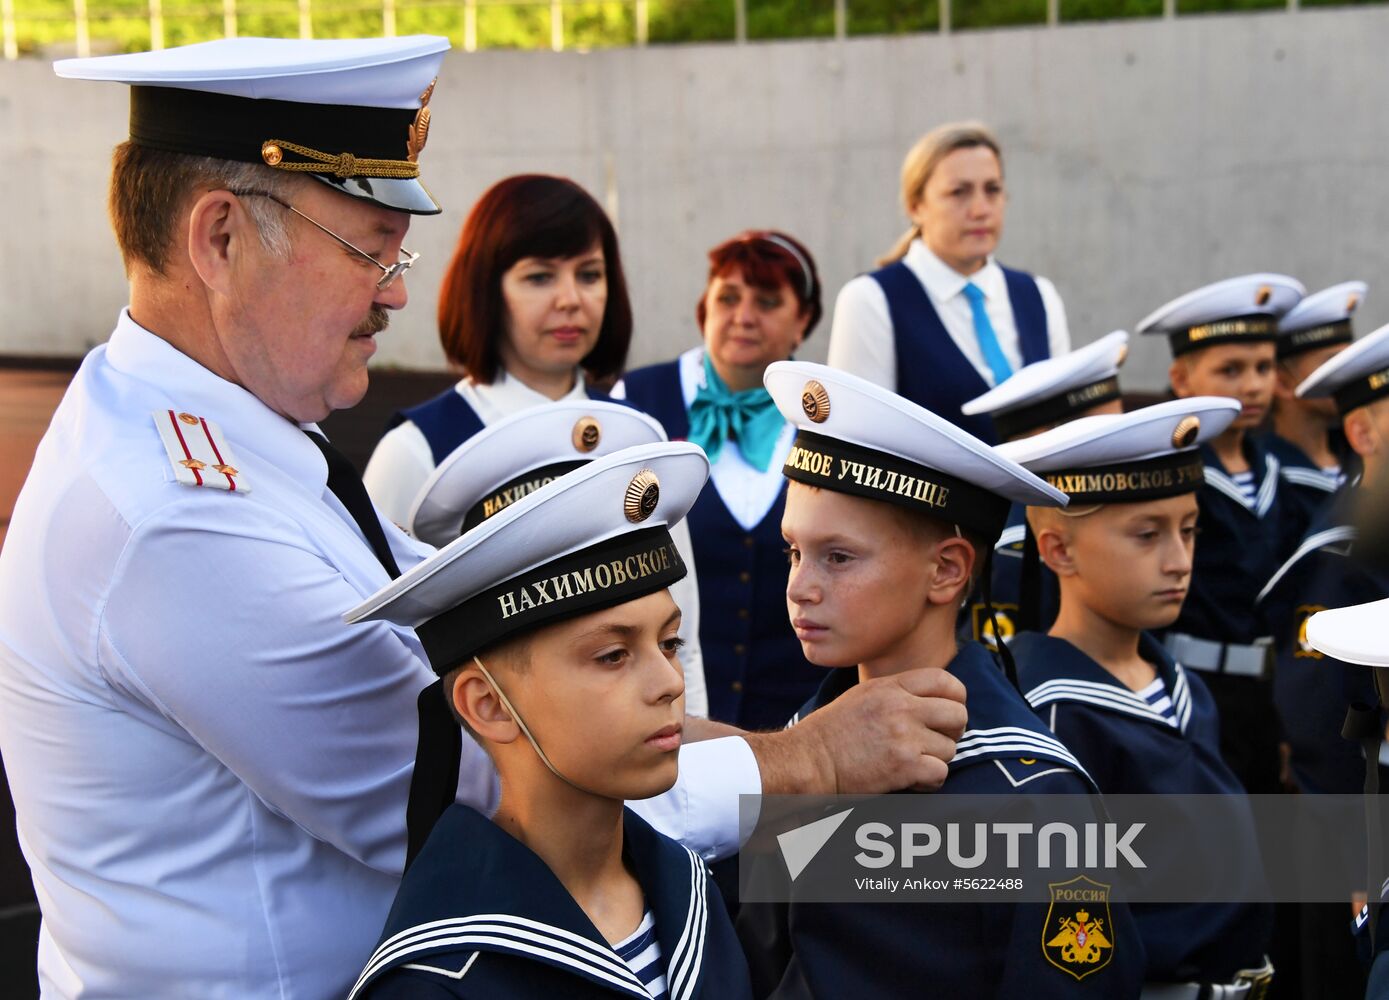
left=627, top=736, right=762, bottom=861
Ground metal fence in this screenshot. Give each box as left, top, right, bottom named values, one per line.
left=0, top=0, right=1342, bottom=63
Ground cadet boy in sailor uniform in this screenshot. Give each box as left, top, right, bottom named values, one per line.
left=1267, top=282, right=1367, bottom=534
left=346, top=442, right=752, bottom=1000
left=735, top=361, right=1144, bottom=998
left=960, top=330, right=1129, bottom=644
left=1256, top=325, right=1389, bottom=999
left=1001, top=397, right=1275, bottom=992
left=1136, top=274, right=1306, bottom=795
left=401, top=399, right=711, bottom=721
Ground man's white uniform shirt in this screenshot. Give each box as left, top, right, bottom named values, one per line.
left=0, top=311, right=757, bottom=999
left=827, top=239, right=1071, bottom=389
left=364, top=372, right=709, bottom=717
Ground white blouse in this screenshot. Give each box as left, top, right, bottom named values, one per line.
left=827, top=239, right=1071, bottom=391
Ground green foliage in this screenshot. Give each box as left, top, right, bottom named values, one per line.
left=3, top=0, right=1372, bottom=58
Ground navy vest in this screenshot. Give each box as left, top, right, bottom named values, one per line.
left=621, top=359, right=823, bottom=729
left=389, top=382, right=613, bottom=467
left=871, top=262, right=1050, bottom=445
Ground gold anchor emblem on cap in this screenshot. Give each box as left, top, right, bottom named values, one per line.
left=407, top=79, right=436, bottom=164
left=624, top=470, right=661, bottom=523
left=1255, top=284, right=1273, bottom=306
left=1171, top=415, right=1201, bottom=448
left=572, top=416, right=602, bottom=453
left=1348, top=292, right=1361, bottom=313
left=801, top=380, right=830, bottom=423
left=1115, top=344, right=1129, bottom=367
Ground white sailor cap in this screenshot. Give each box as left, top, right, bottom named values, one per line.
left=347, top=442, right=708, bottom=675
left=1276, top=281, right=1367, bottom=361
left=1305, top=599, right=1389, bottom=667
left=407, top=402, right=669, bottom=547
left=1137, top=274, right=1305, bottom=357
left=55, top=36, right=449, bottom=215
left=997, top=397, right=1239, bottom=505
left=764, top=361, right=1065, bottom=541
left=1295, top=321, right=1389, bottom=416
left=961, top=330, right=1129, bottom=440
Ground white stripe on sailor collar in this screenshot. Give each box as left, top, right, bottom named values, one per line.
left=1026, top=677, right=1190, bottom=734
left=349, top=913, right=653, bottom=1000
left=667, top=848, right=708, bottom=1000
left=1202, top=454, right=1279, bottom=518
left=951, top=726, right=1092, bottom=782
left=1256, top=525, right=1357, bottom=604
left=1280, top=467, right=1338, bottom=493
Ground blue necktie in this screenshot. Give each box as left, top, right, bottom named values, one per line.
left=962, top=282, right=1013, bottom=386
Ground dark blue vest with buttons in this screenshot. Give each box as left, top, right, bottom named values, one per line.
left=621, top=359, right=823, bottom=729
left=389, top=382, right=613, bottom=466
left=870, top=262, right=1050, bottom=445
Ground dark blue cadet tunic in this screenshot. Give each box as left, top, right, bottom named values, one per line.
left=869, top=262, right=1051, bottom=445
left=1261, top=430, right=1352, bottom=544
left=1158, top=438, right=1298, bottom=793
left=1015, top=631, right=1273, bottom=981
left=388, top=383, right=615, bottom=466
left=621, top=360, right=821, bottom=729
left=350, top=804, right=753, bottom=1000
left=738, top=642, right=1145, bottom=999
left=1257, top=488, right=1385, bottom=795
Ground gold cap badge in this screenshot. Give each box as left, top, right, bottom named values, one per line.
left=624, top=470, right=661, bottom=523
left=1348, top=292, right=1361, bottom=314
left=801, top=380, right=831, bottom=423
left=1115, top=344, right=1129, bottom=367
left=572, top=416, right=602, bottom=453
left=1255, top=284, right=1273, bottom=307
left=407, top=79, right=436, bottom=164
left=1171, top=415, right=1201, bottom=449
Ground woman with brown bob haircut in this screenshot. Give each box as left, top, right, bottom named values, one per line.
left=616, top=230, right=825, bottom=730
left=365, top=174, right=633, bottom=522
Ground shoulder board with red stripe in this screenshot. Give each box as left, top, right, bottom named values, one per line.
left=152, top=410, right=250, bottom=493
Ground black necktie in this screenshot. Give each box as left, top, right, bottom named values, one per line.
left=304, top=430, right=401, bottom=579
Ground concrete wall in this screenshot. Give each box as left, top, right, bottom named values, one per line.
left=3, top=7, right=1387, bottom=392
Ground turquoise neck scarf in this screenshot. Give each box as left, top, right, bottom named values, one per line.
left=687, top=353, right=784, bottom=472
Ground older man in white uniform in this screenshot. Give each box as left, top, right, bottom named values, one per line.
left=0, top=38, right=968, bottom=1000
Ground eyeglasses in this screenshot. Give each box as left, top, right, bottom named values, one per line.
left=230, top=189, right=419, bottom=292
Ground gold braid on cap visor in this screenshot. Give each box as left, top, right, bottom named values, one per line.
left=261, top=139, right=420, bottom=179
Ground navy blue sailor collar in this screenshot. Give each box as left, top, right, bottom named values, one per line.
left=348, top=804, right=712, bottom=1000
left=1015, top=632, right=1194, bottom=734
left=792, top=642, right=1093, bottom=784
left=1198, top=437, right=1280, bottom=519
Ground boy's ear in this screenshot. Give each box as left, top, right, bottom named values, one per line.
left=926, top=535, right=977, bottom=607
left=1344, top=408, right=1377, bottom=459
left=453, top=669, right=522, bottom=745
left=1273, top=363, right=1299, bottom=402
left=1034, top=521, right=1078, bottom=577
left=1168, top=356, right=1191, bottom=398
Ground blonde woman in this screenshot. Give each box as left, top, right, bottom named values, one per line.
left=828, top=121, right=1070, bottom=444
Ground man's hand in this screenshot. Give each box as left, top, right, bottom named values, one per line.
left=743, top=667, right=967, bottom=795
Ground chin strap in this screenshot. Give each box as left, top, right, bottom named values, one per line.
left=472, top=656, right=587, bottom=794
left=959, top=524, right=1020, bottom=691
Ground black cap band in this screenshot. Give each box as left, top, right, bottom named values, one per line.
left=415, top=526, right=686, bottom=674
left=461, top=461, right=588, bottom=534
left=1041, top=450, right=1206, bottom=505
left=1167, top=315, right=1278, bottom=357
left=1332, top=366, right=1389, bottom=416
left=782, top=430, right=1012, bottom=540
left=1277, top=320, right=1354, bottom=361
left=130, top=85, right=416, bottom=169
left=991, top=376, right=1122, bottom=441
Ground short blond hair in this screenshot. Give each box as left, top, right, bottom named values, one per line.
left=877, top=121, right=1003, bottom=267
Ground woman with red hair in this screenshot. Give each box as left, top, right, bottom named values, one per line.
left=365, top=174, right=707, bottom=716
left=617, top=231, right=824, bottom=729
